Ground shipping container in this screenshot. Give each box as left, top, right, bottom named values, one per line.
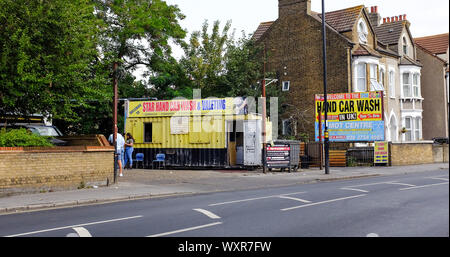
left=124, top=97, right=271, bottom=169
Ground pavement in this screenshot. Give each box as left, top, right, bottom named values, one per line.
left=0, top=163, right=448, bottom=214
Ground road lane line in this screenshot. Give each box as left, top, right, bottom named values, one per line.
left=278, top=195, right=312, bottom=203
left=193, top=209, right=221, bottom=219
left=428, top=177, right=449, bottom=181
left=146, top=222, right=222, bottom=237
left=399, top=182, right=449, bottom=191
left=385, top=182, right=417, bottom=187
left=5, top=215, right=143, bottom=237
left=346, top=181, right=398, bottom=188
left=208, top=191, right=306, bottom=206
left=73, top=227, right=92, bottom=237
left=281, top=194, right=366, bottom=211
left=340, top=187, right=369, bottom=193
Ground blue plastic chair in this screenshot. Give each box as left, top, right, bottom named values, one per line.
left=152, top=153, right=166, bottom=169
left=135, top=153, right=144, bottom=169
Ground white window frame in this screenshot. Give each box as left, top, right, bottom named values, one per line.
left=414, top=117, right=422, bottom=141
left=282, top=81, right=290, bottom=92
left=402, top=37, right=408, bottom=55
left=402, top=72, right=412, bottom=98
left=413, top=73, right=420, bottom=98
left=357, top=19, right=368, bottom=44
left=356, top=63, right=367, bottom=92
left=404, top=116, right=413, bottom=141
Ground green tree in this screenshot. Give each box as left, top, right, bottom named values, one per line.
left=181, top=20, right=232, bottom=97
left=0, top=0, right=109, bottom=122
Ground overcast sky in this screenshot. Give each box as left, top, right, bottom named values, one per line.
left=166, top=0, right=449, bottom=40
left=135, top=0, right=448, bottom=79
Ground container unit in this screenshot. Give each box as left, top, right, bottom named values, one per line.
left=125, top=98, right=271, bottom=169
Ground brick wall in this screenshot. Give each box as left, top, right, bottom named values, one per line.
left=390, top=142, right=435, bottom=166
left=259, top=2, right=351, bottom=140
left=0, top=146, right=114, bottom=196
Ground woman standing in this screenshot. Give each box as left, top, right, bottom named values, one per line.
left=124, top=133, right=135, bottom=169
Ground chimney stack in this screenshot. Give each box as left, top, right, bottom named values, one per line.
left=278, top=0, right=311, bottom=18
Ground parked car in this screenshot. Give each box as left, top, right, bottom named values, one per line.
left=4, top=123, right=67, bottom=146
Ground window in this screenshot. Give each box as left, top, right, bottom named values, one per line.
left=403, top=37, right=408, bottom=55
left=282, top=81, right=290, bottom=92
left=413, top=74, right=420, bottom=97
left=380, top=68, right=385, bottom=88
left=356, top=63, right=366, bottom=92
left=369, top=64, right=384, bottom=91
left=404, top=117, right=412, bottom=141
left=403, top=73, right=412, bottom=97
left=282, top=119, right=293, bottom=136
left=144, top=123, right=153, bottom=143
left=389, top=71, right=395, bottom=98
left=414, top=117, right=421, bottom=140
left=358, top=19, right=368, bottom=44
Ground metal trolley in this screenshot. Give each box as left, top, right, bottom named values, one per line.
left=265, top=140, right=301, bottom=172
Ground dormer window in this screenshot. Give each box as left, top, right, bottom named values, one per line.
left=358, top=19, right=368, bottom=44
left=402, top=37, right=408, bottom=55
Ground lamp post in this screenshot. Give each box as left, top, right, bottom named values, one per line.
left=321, top=0, right=330, bottom=175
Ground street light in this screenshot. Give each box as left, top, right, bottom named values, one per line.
left=321, top=0, right=330, bottom=175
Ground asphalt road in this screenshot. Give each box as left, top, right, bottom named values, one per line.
left=0, top=169, right=448, bottom=237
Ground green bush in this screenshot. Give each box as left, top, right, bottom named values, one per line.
left=0, top=128, right=54, bottom=147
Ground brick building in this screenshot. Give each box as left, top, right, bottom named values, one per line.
left=414, top=33, right=449, bottom=140
left=254, top=0, right=423, bottom=142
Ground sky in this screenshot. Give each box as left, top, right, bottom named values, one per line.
left=135, top=0, right=449, bottom=79
left=165, top=0, right=449, bottom=57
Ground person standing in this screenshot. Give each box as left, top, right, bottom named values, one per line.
left=109, top=132, right=125, bottom=177
left=124, top=133, right=135, bottom=169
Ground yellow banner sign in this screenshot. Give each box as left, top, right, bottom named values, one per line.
left=127, top=98, right=247, bottom=117
left=315, top=92, right=383, bottom=122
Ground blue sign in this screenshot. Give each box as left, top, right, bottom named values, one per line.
left=315, top=120, right=385, bottom=142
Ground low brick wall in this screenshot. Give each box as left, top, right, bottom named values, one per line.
left=390, top=142, right=435, bottom=166
left=0, top=146, right=114, bottom=196
left=432, top=143, right=449, bottom=163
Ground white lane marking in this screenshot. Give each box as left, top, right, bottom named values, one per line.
left=5, top=215, right=143, bottom=237
left=347, top=181, right=398, bottom=188
left=399, top=182, right=449, bottom=191
left=340, top=187, right=369, bottom=193
left=208, top=191, right=306, bottom=206
left=193, top=209, right=221, bottom=219
left=73, top=227, right=92, bottom=237
left=367, top=233, right=379, bottom=237
left=281, top=194, right=366, bottom=211
left=278, top=195, right=312, bottom=203
left=385, top=182, right=417, bottom=187
left=147, top=222, right=222, bottom=237
left=428, top=177, right=449, bottom=181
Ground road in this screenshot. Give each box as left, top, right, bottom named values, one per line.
left=0, top=169, right=448, bottom=237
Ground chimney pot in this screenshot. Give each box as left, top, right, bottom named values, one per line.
left=396, top=16, right=399, bottom=21
left=374, top=6, right=378, bottom=13
left=403, top=14, right=407, bottom=20
left=399, top=15, right=403, bottom=21
left=383, top=18, right=386, bottom=23
left=371, top=6, right=374, bottom=13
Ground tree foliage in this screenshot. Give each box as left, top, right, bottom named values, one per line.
left=0, top=0, right=109, bottom=122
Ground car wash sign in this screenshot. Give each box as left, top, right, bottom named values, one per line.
left=315, top=92, right=385, bottom=142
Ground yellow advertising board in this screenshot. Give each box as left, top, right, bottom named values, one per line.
left=127, top=98, right=246, bottom=118
left=315, top=91, right=385, bottom=142
left=374, top=141, right=389, bottom=164
left=315, top=91, right=383, bottom=122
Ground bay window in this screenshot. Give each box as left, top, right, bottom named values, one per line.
left=403, top=73, right=412, bottom=97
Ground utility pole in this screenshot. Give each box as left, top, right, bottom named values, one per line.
left=112, top=62, right=119, bottom=183
left=321, top=0, right=330, bottom=175
left=262, top=44, right=267, bottom=174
